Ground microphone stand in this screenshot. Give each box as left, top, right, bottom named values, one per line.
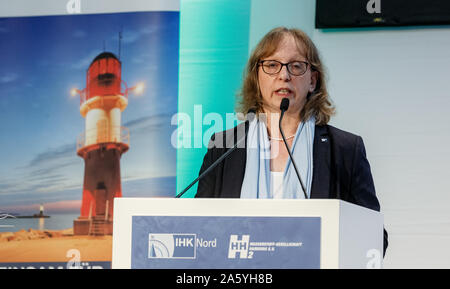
left=279, top=98, right=308, bottom=199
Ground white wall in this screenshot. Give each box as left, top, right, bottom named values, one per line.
left=250, top=0, right=450, bottom=268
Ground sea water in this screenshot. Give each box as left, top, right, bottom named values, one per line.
left=0, top=213, right=78, bottom=233
left=0, top=176, right=176, bottom=233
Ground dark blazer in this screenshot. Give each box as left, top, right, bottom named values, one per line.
left=196, top=123, right=388, bottom=255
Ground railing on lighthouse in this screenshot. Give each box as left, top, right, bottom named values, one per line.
left=76, top=126, right=130, bottom=152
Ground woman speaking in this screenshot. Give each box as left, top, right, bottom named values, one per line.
left=195, top=27, right=387, bottom=254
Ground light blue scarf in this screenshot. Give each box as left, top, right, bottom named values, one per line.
left=240, top=115, right=315, bottom=199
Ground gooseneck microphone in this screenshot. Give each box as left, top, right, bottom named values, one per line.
left=176, top=109, right=256, bottom=198
left=279, top=98, right=308, bottom=199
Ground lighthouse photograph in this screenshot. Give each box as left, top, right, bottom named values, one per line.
left=0, top=11, right=179, bottom=267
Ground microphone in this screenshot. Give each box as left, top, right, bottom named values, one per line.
left=279, top=98, right=308, bottom=199
left=176, top=109, right=256, bottom=198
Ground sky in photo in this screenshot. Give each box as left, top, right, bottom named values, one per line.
left=0, top=11, right=179, bottom=214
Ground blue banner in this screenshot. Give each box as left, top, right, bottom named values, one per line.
left=131, top=216, right=321, bottom=269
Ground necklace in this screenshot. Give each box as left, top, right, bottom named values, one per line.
left=269, top=134, right=295, bottom=141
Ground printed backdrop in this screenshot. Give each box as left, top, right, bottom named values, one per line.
left=0, top=6, right=179, bottom=268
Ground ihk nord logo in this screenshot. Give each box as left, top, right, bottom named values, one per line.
left=148, top=233, right=217, bottom=259
left=149, top=234, right=197, bottom=259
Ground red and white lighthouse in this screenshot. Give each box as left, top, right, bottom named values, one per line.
left=73, top=52, right=129, bottom=235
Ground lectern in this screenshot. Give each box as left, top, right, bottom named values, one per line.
left=112, top=198, right=383, bottom=269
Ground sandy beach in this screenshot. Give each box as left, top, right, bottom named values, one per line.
left=0, top=229, right=112, bottom=263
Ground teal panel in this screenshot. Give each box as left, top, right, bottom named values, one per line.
left=176, top=0, right=251, bottom=197
left=249, top=0, right=315, bottom=52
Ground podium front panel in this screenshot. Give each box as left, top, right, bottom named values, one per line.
left=113, top=199, right=345, bottom=268
left=130, top=215, right=321, bottom=269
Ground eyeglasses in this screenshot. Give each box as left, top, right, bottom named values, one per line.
left=258, top=60, right=309, bottom=76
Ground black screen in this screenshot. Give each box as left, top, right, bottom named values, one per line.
left=316, top=0, right=450, bottom=28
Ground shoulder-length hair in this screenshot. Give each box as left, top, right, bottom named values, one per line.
left=237, top=27, right=335, bottom=125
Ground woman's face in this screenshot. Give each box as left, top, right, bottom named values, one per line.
left=258, top=34, right=317, bottom=117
